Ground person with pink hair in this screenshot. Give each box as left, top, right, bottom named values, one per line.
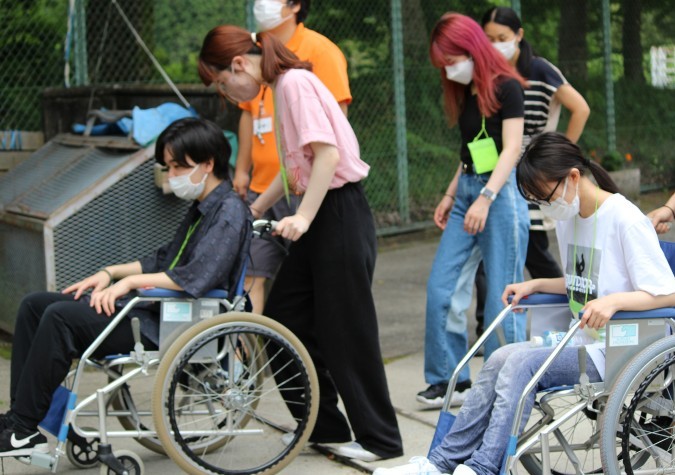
left=416, top=12, right=529, bottom=409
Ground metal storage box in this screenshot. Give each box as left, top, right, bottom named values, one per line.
left=0, top=135, right=189, bottom=333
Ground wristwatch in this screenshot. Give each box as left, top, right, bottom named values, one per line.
left=480, top=186, right=497, bottom=202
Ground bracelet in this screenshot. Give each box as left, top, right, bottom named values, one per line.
left=444, top=194, right=455, bottom=201
left=100, top=268, right=113, bottom=286
left=665, top=204, right=675, bottom=220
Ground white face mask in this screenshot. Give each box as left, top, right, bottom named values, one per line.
left=444, top=59, right=474, bottom=85
left=254, top=0, right=294, bottom=31
left=168, top=165, right=208, bottom=201
left=540, top=177, right=580, bottom=221
left=222, top=64, right=261, bottom=103
left=493, top=38, right=518, bottom=60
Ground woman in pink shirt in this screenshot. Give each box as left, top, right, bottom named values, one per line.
left=198, top=26, right=403, bottom=462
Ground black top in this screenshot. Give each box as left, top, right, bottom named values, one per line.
left=458, top=77, right=524, bottom=166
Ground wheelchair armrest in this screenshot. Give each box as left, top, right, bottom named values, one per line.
left=508, top=293, right=569, bottom=307
left=612, top=307, right=675, bottom=320
left=137, top=288, right=229, bottom=299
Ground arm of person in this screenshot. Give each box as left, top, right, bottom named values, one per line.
left=647, top=192, right=675, bottom=234
left=581, top=291, right=675, bottom=330
left=62, top=261, right=143, bottom=299
left=250, top=173, right=285, bottom=218
left=554, top=84, right=590, bottom=144
left=233, top=111, right=253, bottom=199
left=502, top=277, right=567, bottom=308
left=91, top=271, right=182, bottom=317
left=464, top=117, right=524, bottom=235
left=434, top=164, right=461, bottom=230
left=275, top=142, right=340, bottom=241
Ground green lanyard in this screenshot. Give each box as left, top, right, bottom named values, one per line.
left=472, top=116, right=489, bottom=141
left=271, top=87, right=291, bottom=205
left=169, top=216, right=202, bottom=270
left=569, top=186, right=600, bottom=340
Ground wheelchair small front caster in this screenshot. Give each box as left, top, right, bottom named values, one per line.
left=66, top=426, right=99, bottom=468
left=98, top=448, right=144, bottom=475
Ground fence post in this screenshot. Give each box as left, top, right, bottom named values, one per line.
left=601, top=0, right=616, bottom=152
left=511, top=0, right=521, bottom=18
left=245, top=0, right=255, bottom=32
left=72, top=0, right=89, bottom=86
left=390, top=0, right=410, bottom=224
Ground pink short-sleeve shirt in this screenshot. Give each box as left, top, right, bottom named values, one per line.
left=274, top=69, right=369, bottom=193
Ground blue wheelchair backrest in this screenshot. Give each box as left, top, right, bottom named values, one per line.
left=660, top=241, right=675, bottom=275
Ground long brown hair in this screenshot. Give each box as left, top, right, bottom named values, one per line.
left=198, top=25, right=311, bottom=87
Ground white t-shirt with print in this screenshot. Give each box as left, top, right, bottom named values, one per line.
left=555, top=193, right=675, bottom=377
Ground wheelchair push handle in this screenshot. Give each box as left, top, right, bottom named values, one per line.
left=252, top=219, right=278, bottom=238
left=131, top=317, right=141, bottom=345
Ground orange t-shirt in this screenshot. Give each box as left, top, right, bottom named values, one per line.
left=239, top=23, right=351, bottom=193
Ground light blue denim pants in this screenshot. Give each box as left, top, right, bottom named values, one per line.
left=424, top=171, right=529, bottom=385
left=428, top=342, right=602, bottom=475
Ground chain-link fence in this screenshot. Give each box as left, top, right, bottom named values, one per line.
left=2, top=0, right=674, bottom=232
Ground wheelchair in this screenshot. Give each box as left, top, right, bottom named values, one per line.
left=431, top=241, right=675, bottom=475
left=16, top=220, right=319, bottom=475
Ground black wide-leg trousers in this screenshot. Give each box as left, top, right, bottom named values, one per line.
left=264, top=182, right=403, bottom=459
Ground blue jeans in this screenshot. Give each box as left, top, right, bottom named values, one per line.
left=428, top=342, right=602, bottom=475
left=424, top=171, right=529, bottom=385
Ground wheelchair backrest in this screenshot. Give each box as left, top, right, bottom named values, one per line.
left=659, top=241, right=675, bottom=275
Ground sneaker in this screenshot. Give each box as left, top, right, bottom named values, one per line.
left=373, top=456, right=447, bottom=474
left=335, top=441, right=381, bottom=462
left=454, top=464, right=478, bottom=475
left=416, top=381, right=472, bottom=408
left=0, top=427, right=48, bottom=457
left=0, top=412, right=12, bottom=433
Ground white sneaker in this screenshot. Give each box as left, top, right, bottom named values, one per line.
left=453, top=464, right=477, bottom=475
left=335, top=441, right=381, bottom=462
left=281, top=432, right=294, bottom=446
left=373, top=456, right=446, bottom=474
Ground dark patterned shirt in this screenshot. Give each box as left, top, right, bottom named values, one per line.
left=134, top=181, right=251, bottom=344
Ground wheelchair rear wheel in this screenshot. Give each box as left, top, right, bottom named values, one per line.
left=152, top=312, right=318, bottom=475
left=600, top=335, right=675, bottom=474
left=519, top=389, right=604, bottom=474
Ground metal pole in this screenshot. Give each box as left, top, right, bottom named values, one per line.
left=246, top=0, right=255, bottom=32
left=511, top=0, right=522, bottom=18
left=390, top=0, right=410, bottom=224
left=602, top=0, right=616, bottom=151
left=73, top=0, right=89, bottom=86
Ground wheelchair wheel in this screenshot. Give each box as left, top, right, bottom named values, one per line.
left=108, top=364, right=164, bottom=454
left=66, top=426, right=99, bottom=468
left=519, top=389, right=604, bottom=474
left=600, top=335, right=675, bottom=474
left=152, top=312, right=318, bottom=475
left=99, top=449, right=144, bottom=475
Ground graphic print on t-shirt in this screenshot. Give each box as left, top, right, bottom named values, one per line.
left=565, top=244, right=601, bottom=304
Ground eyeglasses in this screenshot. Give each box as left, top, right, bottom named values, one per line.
left=526, top=177, right=564, bottom=206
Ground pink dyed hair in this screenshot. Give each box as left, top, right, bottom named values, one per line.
left=429, top=12, right=527, bottom=126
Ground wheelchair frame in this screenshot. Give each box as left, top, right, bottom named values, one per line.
left=435, top=293, right=675, bottom=475
left=19, top=219, right=320, bottom=475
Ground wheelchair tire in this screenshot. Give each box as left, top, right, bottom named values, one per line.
left=600, top=335, right=675, bottom=474
left=65, top=426, right=99, bottom=468
left=152, top=312, right=318, bottom=475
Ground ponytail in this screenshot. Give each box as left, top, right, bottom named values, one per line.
left=198, top=25, right=311, bottom=87
left=517, top=132, right=620, bottom=201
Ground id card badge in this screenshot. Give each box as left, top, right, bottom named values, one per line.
left=253, top=116, right=273, bottom=143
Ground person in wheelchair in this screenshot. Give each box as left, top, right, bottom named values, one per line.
left=375, top=132, right=675, bottom=475
left=0, top=117, right=251, bottom=457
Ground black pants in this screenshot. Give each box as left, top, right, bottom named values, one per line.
left=475, top=230, right=563, bottom=331
left=264, top=183, right=403, bottom=459
left=10, top=292, right=148, bottom=429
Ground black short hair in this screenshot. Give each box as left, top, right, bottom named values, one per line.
left=290, top=0, right=310, bottom=24
left=155, top=117, right=231, bottom=181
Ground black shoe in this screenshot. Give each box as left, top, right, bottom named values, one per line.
left=416, top=380, right=472, bottom=409
left=0, top=412, right=12, bottom=433
left=0, top=427, right=49, bottom=457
